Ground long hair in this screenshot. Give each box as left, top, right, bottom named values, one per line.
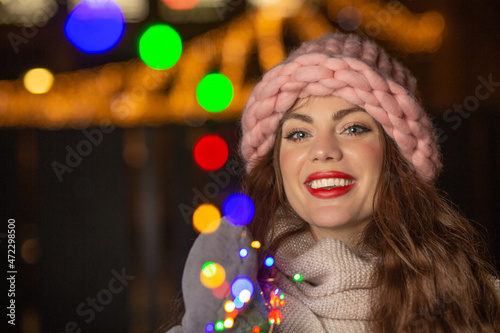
left=241, top=117, right=500, bottom=332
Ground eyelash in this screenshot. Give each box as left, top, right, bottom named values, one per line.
left=342, top=123, right=371, bottom=136
left=283, top=128, right=309, bottom=141
left=283, top=123, right=371, bottom=142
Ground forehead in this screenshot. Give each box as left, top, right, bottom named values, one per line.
left=282, top=96, right=366, bottom=123
left=291, top=95, right=357, bottom=111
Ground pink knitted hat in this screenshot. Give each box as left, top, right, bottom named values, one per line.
left=240, top=33, right=442, bottom=181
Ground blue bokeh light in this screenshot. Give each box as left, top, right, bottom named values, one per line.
left=233, top=297, right=244, bottom=309
left=205, top=322, right=215, bottom=332
left=222, top=193, right=255, bottom=226
left=239, top=248, right=248, bottom=258
left=231, top=276, right=254, bottom=299
left=264, top=256, right=274, bottom=267
left=65, top=0, right=125, bottom=54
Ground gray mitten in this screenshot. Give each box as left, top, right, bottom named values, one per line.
left=167, top=217, right=269, bottom=332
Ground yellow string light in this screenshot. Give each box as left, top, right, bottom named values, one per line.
left=324, top=0, right=444, bottom=53
left=255, top=9, right=285, bottom=72
left=23, top=68, right=54, bottom=94
left=224, top=317, right=234, bottom=328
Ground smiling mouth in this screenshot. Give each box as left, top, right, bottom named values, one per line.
left=303, top=171, right=357, bottom=199
left=306, top=178, right=357, bottom=190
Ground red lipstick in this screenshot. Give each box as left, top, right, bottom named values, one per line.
left=304, top=171, right=357, bottom=199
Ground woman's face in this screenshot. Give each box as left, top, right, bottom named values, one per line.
left=279, top=96, right=384, bottom=244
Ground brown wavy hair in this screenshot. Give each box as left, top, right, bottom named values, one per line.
left=241, top=116, right=500, bottom=332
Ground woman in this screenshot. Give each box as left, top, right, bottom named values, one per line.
left=167, top=33, right=500, bottom=332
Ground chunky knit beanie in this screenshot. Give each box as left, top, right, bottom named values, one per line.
left=240, top=33, right=442, bottom=181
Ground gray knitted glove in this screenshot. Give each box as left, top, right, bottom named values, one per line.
left=167, top=217, right=269, bottom=332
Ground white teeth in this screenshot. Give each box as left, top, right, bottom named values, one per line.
left=308, top=178, right=355, bottom=189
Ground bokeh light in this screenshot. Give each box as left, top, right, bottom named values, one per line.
left=226, top=308, right=237, bottom=320
left=21, top=239, right=41, bottom=264
left=224, top=318, right=234, bottom=328
left=224, top=300, right=236, bottom=313
left=193, top=204, right=221, bottom=233
left=251, top=241, right=261, bottom=249
left=239, top=289, right=252, bottom=302
left=162, top=0, right=200, bottom=10
left=293, top=273, right=303, bottom=281
left=23, top=68, right=54, bottom=94
left=250, top=0, right=304, bottom=19
left=138, top=23, right=182, bottom=69
left=200, top=262, right=226, bottom=289
left=65, top=0, right=125, bottom=53
left=233, top=297, right=245, bottom=309
left=231, top=276, right=254, bottom=300
left=196, top=73, right=234, bottom=112
left=239, top=248, right=248, bottom=258
left=205, top=322, right=215, bottom=332
left=338, top=6, right=362, bottom=31
left=212, top=280, right=230, bottom=299
left=193, top=134, right=228, bottom=171
left=223, top=193, right=255, bottom=226
left=215, top=321, right=224, bottom=331
left=268, top=309, right=282, bottom=325
left=264, top=256, right=274, bottom=267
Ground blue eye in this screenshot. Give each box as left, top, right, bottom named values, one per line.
left=344, top=124, right=370, bottom=135
left=284, top=129, right=309, bottom=141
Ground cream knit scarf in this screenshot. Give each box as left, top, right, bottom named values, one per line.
left=270, top=210, right=378, bottom=332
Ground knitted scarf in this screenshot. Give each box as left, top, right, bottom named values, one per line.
left=270, top=210, right=378, bottom=332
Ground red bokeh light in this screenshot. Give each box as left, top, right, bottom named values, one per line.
left=212, top=280, right=230, bottom=299
left=194, top=134, right=229, bottom=171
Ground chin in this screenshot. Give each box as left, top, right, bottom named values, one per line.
left=306, top=209, right=353, bottom=229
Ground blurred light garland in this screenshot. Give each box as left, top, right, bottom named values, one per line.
left=0, top=0, right=444, bottom=128
left=201, top=228, right=286, bottom=332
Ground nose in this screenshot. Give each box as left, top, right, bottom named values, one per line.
left=308, top=133, right=343, bottom=162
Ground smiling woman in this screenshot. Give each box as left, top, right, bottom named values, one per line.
left=167, top=33, right=500, bottom=333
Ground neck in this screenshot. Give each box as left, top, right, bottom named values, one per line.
left=308, top=220, right=368, bottom=251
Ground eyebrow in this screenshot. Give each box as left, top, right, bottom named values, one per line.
left=333, top=106, right=366, bottom=121
left=282, top=106, right=366, bottom=124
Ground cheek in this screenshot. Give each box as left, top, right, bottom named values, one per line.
left=365, top=144, right=383, bottom=169
left=279, top=146, right=294, bottom=183
left=346, top=140, right=384, bottom=173
left=279, top=145, right=305, bottom=189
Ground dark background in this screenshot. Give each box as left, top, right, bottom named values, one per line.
left=1, top=0, right=499, bottom=332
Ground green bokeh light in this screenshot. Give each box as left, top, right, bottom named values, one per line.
left=215, top=321, right=224, bottom=331
left=196, top=73, right=234, bottom=112
left=138, top=24, right=182, bottom=70
left=201, top=262, right=216, bottom=277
